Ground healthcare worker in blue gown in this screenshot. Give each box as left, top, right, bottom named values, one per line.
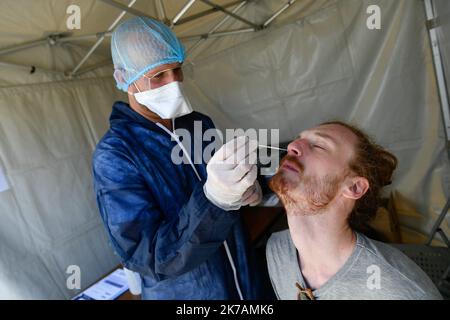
left=92, top=17, right=265, bottom=300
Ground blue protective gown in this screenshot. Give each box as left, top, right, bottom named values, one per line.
left=92, top=101, right=259, bottom=299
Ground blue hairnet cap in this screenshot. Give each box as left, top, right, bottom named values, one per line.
left=111, top=17, right=185, bottom=92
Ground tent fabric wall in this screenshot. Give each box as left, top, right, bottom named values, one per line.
left=0, top=0, right=449, bottom=299
left=0, top=77, right=125, bottom=299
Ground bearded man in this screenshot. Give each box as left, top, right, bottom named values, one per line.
left=266, top=121, right=442, bottom=300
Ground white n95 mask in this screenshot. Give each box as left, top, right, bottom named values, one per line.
left=134, top=81, right=193, bottom=119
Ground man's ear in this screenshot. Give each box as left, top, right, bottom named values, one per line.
left=342, top=177, right=369, bottom=200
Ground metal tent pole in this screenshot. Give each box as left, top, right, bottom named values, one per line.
left=0, top=38, right=48, bottom=57
left=424, top=0, right=450, bottom=246
left=186, top=0, right=249, bottom=56
left=263, top=0, right=297, bottom=28
left=70, top=0, right=139, bottom=77
left=186, top=0, right=298, bottom=56
left=57, top=32, right=112, bottom=43
left=72, top=59, right=113, bottom=76
left=98, top=0, right=156, bottom=19
left=176, top=0, right=244, bottom=26
left=155, top=0, right=170, bottom=25
left=181, top=27, right=254, bottom=41
left=171, top=0, right=197, bottom=28
left=425, top=0, right=450, bottom=139
left=199, top=0, right=261, bottom=30
left=427, top=198, right=450, bottom=246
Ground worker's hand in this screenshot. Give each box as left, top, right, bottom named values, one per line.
left=204, top=136, right=258, bottom=211
left=241, top=181, right=263, bottom=207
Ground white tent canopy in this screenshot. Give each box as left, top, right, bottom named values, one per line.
left=0, top=0, right=449, bottom=299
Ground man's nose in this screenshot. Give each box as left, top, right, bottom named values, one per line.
left=287, top=139, right=303, bottom=157
left=167, top=69, right=183, bottom=83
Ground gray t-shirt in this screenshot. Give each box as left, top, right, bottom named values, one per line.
left=266, top=230, right=443, bottom=300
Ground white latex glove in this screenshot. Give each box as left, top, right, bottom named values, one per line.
left=241, top=181, right=263, bottom=207
left=204, top=136, right=258, bottom=211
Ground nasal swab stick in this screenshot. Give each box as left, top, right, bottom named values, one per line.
left=258, top=145, right=288, bottom=152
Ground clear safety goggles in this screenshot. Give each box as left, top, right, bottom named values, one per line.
left=135, top=66, right=183, bottom=92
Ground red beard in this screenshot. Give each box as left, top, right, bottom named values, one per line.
left=269, top=155, right=343, bottom=215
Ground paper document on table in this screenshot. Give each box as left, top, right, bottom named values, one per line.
left=73, top=268, right=129, bottom=300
